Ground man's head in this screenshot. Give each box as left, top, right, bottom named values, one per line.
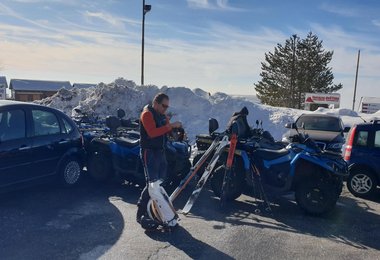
left=152, top=93, right=169, bottom=115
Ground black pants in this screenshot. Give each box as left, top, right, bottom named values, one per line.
left=137, top=148, right=167, bottom=221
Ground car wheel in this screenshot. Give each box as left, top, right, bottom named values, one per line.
left=210, top=165, right=244, bottom=201
left=59, top=156, right=82, bottom=187
left=347, top=169, right=378, bottom=198
left=295, top=178, right=339, bottom=215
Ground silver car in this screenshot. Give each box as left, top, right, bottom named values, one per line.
left=282, top=113, right=350, bottom=152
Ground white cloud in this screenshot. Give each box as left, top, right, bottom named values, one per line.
left=187, top=0, right=210, bottom=9
left=186, top=0, right=244, bottom=11
left=83, top=11, right=126, bottom=28
left=8, top=0, right=81, bottom=5
left=319, top=3, right=359, bottom=17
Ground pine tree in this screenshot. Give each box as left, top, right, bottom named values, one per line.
left=254, top=32, right=342, bottom=108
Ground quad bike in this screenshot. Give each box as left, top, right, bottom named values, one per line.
left=86, top=111, right=191, bottom=187
left=193, top=107, right=349, bottom=215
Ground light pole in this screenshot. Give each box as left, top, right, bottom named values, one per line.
left=352, top=50, right=360, bottom=110
left=290, top=34, right=297, bottom=108
left=141, top=0, right=151, bottom=86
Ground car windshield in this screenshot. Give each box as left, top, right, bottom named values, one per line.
left=296, top=116, right=342, bottom=132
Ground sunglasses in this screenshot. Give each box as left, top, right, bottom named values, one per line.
left=161, top=103, right=169, bottom=109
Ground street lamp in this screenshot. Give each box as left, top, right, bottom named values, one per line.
left=290, top=34, right=297, bottom=108
left=141, top=0, right=151, bottom=86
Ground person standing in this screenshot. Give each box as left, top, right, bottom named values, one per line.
left=136, top=93, right=182, bottom=228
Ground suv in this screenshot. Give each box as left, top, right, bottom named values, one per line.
left=282, top=113, right=350, bottom=152
left=344, top=120, right=380, bottom=197
left=0, top=100, right=85, bottom=193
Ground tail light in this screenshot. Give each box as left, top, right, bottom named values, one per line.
left=344, top=126, right=356, bottom=161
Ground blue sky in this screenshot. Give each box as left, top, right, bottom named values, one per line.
left=1, top=0, right=380, bottom=109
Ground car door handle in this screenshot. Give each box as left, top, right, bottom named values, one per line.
left=19, top=146, right=31, bottom=151
left=58, top=140, right=69, bottom=144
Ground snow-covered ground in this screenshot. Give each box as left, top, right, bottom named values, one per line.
left=36, top=78, right=380, bottom=142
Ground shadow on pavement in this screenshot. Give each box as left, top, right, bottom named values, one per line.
left=177, top=186, right=380, bottom=252
left=0, top=176, right=125, bottom=259
left=145, top=225, right=234, bottom=259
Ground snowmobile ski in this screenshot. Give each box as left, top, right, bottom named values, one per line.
left=181, top=135, right=230, bottom=214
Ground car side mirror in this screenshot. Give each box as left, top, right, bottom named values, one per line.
left=209, top=118, right=219, bottom=135
left=343, top=126, right=350, bottom=133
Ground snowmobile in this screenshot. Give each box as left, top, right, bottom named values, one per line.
left=192, top=107, right=348, bottom=215
left=86, top=110, right=191, bottom=187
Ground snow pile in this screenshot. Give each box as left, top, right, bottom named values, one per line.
left=36, top=78, right=380, bottom=142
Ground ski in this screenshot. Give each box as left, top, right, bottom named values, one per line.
left=220, top=133, right=238, bottom=208
left=169, top=136, right=221, bottom=201
left=181, top=135, right=230, bottom=214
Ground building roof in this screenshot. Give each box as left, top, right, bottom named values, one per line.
left=72, top=83, right=97, bottom=89
left=0, top=76, right=8, bottom=88
left=9, top=79, right=71, bottom=91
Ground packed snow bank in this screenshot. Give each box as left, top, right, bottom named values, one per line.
left=36, top=78, right=380, bottom=142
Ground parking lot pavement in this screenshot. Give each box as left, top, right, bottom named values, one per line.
left=1, top=177, right=380, bottom=260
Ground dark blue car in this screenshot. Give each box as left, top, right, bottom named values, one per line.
left=0, top=100, right=85, bottom=193
left=344, top=120, right=380, bottom=197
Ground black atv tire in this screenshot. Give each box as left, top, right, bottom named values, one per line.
left=295, top=178, right=340, bottom=215
left=347, top=168, right=378, bottom=198
left=87, top=151, right=114, bottom=182
left=210, top=165, right=244, bottom=201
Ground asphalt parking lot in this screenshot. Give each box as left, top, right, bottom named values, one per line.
left=1, top=175, right=379, bottom=260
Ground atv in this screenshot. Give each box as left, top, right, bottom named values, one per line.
left=192, top=107, right=348, bottom=215
left=86, top=110, right=191, bottom=187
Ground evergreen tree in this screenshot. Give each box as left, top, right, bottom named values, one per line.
left=254, top=32, right=342, bottom=108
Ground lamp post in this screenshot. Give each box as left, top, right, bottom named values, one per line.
left=141, top=0, right=151, bottom=86
left=290, top=34, right=297, bottom=108
left=352, top=49, right=360, bottom=111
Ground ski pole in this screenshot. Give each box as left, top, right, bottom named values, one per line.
left=251, top=163, right=272, bottom=212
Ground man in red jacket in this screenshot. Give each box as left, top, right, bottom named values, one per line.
left=137, top=93, right=182, bottom=229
